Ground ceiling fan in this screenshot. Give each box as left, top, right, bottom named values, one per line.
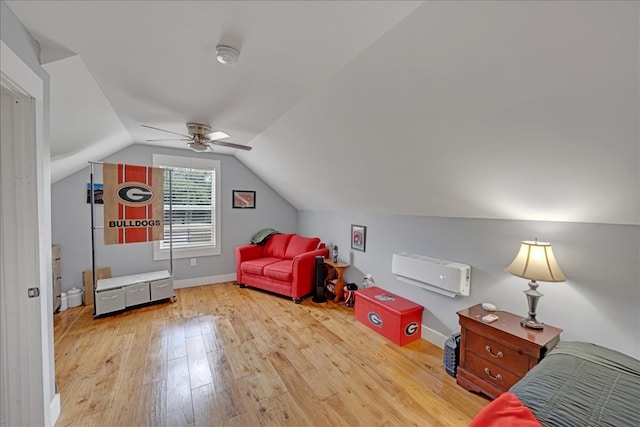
left=142, top=123, right=252, bottom=152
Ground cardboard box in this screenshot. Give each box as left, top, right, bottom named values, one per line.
left=82, top=267, right=111, bottom=306
left=355, top=286, right=423, bottom=346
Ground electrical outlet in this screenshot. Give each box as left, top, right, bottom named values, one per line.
left=190, top=258, right=197, bottom=267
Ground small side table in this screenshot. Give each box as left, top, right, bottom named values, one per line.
left=324, top=259, right=350, bottom=303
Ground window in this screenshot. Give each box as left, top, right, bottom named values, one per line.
left=153, top=154, right=221, bottom=260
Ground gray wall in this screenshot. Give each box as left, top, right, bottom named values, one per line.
left=51, top=144, right=297, bottom=289
left=299, top=211, right=640, bottom=359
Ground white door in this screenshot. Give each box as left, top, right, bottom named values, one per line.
left=1, top=41, right=55, bottom=426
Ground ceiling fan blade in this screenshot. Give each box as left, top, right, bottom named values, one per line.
left=146, top=138, right=191, bottom=142
left=141, top=124, right=191, bottom=139
left=207, top=130, right=230, bottom=140
left=211, top=140, right=252, bottom=151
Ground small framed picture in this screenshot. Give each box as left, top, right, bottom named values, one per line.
left=232, top=190, right=256, bottom=209
left=86, top=183, right=104, bottom=204
left=351, top=224, right=366, bottom=252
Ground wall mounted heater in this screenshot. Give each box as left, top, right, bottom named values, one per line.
left=391, top=252, right=471, bottom=298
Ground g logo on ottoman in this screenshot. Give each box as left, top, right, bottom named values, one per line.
left=405, top=322, right=419, bottom=336
left=368, top=312, right=383, bottom=327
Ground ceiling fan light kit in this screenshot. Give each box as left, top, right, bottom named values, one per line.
left=216, top=45, right=240, bottom=65
left=187, top=142, right=210, bottom=152
left=142, top=122, right=251, bottom=152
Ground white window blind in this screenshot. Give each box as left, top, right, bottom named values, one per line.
left=162, top=167, right=215, bottom=250
left=153, top=154, right=221, bottom=260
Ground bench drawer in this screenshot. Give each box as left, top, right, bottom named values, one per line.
left=150, top=278, right=173, bottom=301
left=125, top=282, right=150, bottom=307
left=95, top=288, right=125, bottom=316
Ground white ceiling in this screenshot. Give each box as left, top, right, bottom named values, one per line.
left=6, top=1, right=639, bottom=225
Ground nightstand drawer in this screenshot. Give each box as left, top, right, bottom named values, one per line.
left=464, top=351, right=521, bottom=391
left=466, top=330, right=529, bottom=375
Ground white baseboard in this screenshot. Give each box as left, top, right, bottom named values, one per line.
left=421, top=325, right=449, bottom=349
left=50, top=393, right=60, bottom=427
left=173, top=273, right=237, bottom=289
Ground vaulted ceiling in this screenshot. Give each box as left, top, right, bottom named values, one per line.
left=6, top=1, right=639, bottom=225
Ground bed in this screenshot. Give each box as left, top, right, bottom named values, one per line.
left=469, top=341, right=640, bottom=427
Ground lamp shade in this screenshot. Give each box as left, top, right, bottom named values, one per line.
left=505, top=240, right=566, bottom=282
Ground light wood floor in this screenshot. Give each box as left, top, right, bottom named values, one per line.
left=53, top=282, right=487, bottom=426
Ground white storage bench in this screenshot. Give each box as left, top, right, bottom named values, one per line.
left=95, top=270, right=174, bottom=316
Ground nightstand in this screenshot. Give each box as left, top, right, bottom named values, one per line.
left=456, top=304, right=562, bottom=399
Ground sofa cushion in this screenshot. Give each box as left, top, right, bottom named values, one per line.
left=241, top=257, right=282, bottom=275
left=263, top=234, right=293, bottom=258
left=284, top=235, right=321, bottom=259
left=263, top=260, right=294, bottom=282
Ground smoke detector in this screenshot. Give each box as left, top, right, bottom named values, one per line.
left=216, top=45, right=240, bottom=65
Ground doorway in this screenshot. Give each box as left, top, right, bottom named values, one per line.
left=0, top=41, right=57, bottom=426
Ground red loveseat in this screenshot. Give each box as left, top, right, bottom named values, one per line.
left=235, top=233, right=329, bottom=303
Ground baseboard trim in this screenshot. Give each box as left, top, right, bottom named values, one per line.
left=50, top=393, right=60, bottom=427
left=421, top=325, right=448, bottom=349
left=173, top=273, right=237, bottom=289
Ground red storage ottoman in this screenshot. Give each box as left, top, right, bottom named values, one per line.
left=355, top=286, right=423, bottom=346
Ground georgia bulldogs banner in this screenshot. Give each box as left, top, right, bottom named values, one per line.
left=103, top=163, right=164, bottom=245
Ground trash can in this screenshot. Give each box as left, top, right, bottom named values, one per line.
left=60, top=292, right=68, bottom=311
left=344, top=283, right=358, bottom=307
left=67, top=287, right=82, bottom=307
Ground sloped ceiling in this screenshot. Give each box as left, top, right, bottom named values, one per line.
left=6, top=1, right=639, bottom=225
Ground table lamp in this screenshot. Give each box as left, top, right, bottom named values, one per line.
left=505, top=239, right=566, bottom=329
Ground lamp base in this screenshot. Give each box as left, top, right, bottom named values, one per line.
left=521, top=280, right=544, bottom=330
left=520, top=317, right=544, bottom=329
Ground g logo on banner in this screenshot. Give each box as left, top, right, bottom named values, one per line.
left=368, top=312, right=383, bottom=327
left=405, top=322, right=419, bottom=336
left=117, top=184, right=154, bottom=205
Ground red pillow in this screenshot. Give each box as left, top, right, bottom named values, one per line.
left=284, top=235, right=320, bottom=259
left=262, top=234, right=293, bottom=258
left=469, top=392, right=540, bottom=427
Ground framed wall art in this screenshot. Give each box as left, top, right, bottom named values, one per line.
left=232, top=190, right=256, bottom=209
left=86, top=183, right=104, bottom=204
left=351, top=224, right=366, bottom=252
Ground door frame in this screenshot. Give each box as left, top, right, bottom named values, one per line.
left=0, top=40, right=58, bottom=426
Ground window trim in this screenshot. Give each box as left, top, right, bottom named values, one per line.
left=152, top=153, right=221, bottom=260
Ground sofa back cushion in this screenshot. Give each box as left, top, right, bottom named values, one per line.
left=263, top=233, right=293, bottom=258
left=285, top=235, right=321, bottom=259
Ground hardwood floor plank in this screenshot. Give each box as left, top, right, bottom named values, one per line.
left=106, top=366, right=145, bottom=427
left=167, top=318, right=188, bottom=361
left=84, top=333, right=134, bottom=415
left=137, top=379, right=167, bottom=427
left=192, top=383, right=239, bottom=426
left=166, top=356, right=195, bottom=427
left=53, top=282, right=487, bottom=427
left=143, top=320, right=169, bottom=385
left=186, top=335, right=213, bottom=390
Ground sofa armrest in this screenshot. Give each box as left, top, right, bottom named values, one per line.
left=235, top=244, right=264, bottom=283
left=236, top=244, right=263, bottom=260
left=291, top=247, right=330, bottom=298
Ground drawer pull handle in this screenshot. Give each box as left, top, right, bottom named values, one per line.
left=484, top=367, right=502, bottom=381
left=102, top=295, right=119, bottom=300
left=485, top=345, right=503, bottom=358
left=155, top=284, right=169, bottom=288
